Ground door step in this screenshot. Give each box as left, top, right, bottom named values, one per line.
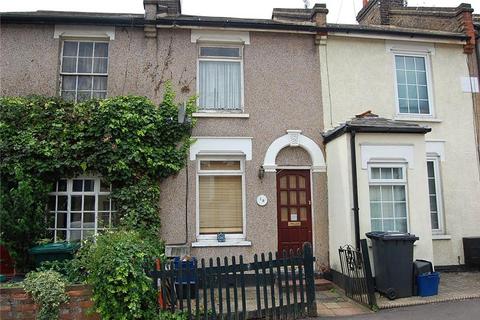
left=315, top=278, right=334, bottom=291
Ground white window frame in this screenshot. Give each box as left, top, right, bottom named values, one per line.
left=59, top=39, right=109, bottom=102
left=195, top=156, right=246, bottom=242
left=391, top=50, right=435, bottom=118
left=368, top=163, right=410, bottom=233
left=47, top=176, right=116, bottom=242
left=196, top=44, right=245, bottom=112
left=427, top=156, right=445, bottom=235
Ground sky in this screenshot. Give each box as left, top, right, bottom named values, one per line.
left=0, top=0, right=479, bottom=24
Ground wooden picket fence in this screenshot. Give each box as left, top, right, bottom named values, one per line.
left=150, top=242, right=317, bottom=320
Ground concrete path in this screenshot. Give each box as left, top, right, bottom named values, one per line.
left=332, top=298, right=480, bottom=320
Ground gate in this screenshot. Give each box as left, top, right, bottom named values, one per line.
left=150, top=242, right=317, bottom=319
left=338, top=240, right=376, bottom=308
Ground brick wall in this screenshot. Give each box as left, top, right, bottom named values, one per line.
left=0, top=285, right=99, bottom=320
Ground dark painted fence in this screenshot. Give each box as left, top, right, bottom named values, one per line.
left=338, top=240, right=376, bottom=308
left=150, top=242, right=316, bottom=319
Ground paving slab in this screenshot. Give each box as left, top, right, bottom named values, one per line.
left=376, top=271, right=480, bottom=309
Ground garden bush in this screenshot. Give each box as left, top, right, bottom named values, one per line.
left=82, top=230, right=163, bottom=320
left=23, top=270, right=69, bottom=320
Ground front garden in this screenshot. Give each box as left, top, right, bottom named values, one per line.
left=0, top=83, right=196, bottom=319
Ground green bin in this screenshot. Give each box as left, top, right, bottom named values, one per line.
left=29, top=242, right=80, bottom=267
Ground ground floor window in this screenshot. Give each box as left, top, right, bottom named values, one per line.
left=427, top=157, right=444, bottom=233
left=369, top=165, right=408, bottom=232
left=47, top=177, right=117, bottom=242
left=197, top=158, right=245, bottom=239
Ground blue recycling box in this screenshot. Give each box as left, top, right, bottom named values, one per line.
left=416, top=272, right=440, bottom=297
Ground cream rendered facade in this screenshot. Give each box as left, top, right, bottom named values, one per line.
left=320, top=34, right=480, bottom=267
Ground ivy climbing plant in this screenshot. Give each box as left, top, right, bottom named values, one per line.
left=0, top=82, right=196, bottom=270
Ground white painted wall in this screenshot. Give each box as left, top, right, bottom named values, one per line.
left=322, top=35, right=480, bottom=266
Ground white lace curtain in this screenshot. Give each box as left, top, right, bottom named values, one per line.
left=199, top=61, right=241, bottom=110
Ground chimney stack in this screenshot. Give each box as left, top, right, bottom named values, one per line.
left=311, top=3, right=329, bottom=27
left=143, top=0, right=182, bottom=38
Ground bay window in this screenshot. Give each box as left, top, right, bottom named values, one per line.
left=369, top=165, right=408, bottom=232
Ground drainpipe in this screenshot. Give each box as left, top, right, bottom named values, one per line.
left=350, top=130, right=361, bottom=250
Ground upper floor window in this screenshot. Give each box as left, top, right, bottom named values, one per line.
left=394, top=54, right=431, bottom=115
left=197, top=45, right=243, bottom=111
left=60, top=41, right=109, bottom=102
left=47, top=177, right=118, bottom=242
left=369, top=165, right=408, bottom=233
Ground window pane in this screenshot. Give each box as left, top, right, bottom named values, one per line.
left=83, top=196, right=95, bottom=211
left=78, top=76, right=92, bottom=91
left=70, top=230, right=81, bottom=241
left=62, top=76, right=77, bottom=90
left=62, top=57, right=77, bottom=73
left=417, top=71, right=427, bottom=85
left=73, top=179, right=83, bottom=191
left=405, top=56, right=415, bottom=70
left=393, top=186, right=406, bottom=201
left=199, top=175, right=243, bottom=234
left=200, top=47, right=240, bottom=57
left=281, top=208, right=288, bottom=222
left=427, top=161, right=434, bottom=177
left=383, top=219, right=395, bottom=231
left=289, top=191, right=297, bottom=205
left=281, top=191, right=288, bottom=205
left=371, top=168, right=380, bottom=179
left=78, top=58, right=93, bottom=73
left=94, top=43, right=109, bottom=57
left=419, top=100, right=429, bottom=114
left=418, top=85, right=428, bottom=99
left=198, top=61, right=241, bottom=110
left=406, top=71, right=417, bottom=85
left=57, top=212, right=67, bottom=228
left=431, top=213, right=439, bottom=229
left=371, top=219, right=382, bottom=231
left=71, top=212, right=82, bottom=227
left=370, top=202, right=381, bottom=218
left=279, top=176, right=287, bottom=189
left=408, top=99, right=419, bottom=113
left=57, top=195, right=68, bottom=211
left=369, top=186, right=381, bottom=201
left=382, top=186, right=393, bottom=201
left=98, top=212, right=110, bottom=228
left=397, top=84, right=407, bottom=98
left=200, top=160, right=240, bottom=170
left=84, top=179, right=95, bottom=191
left=57, top=230, right=67, bottom=241
left=298, top=176, right=306, bottom=189
left=429, top=195, right=438, bottom=211
left=399, top=99, right=408, bottom=113
left=396, top=219, right=407, bottom=232
left=299, top=207, right=307, bottom=221
left=396, top=70, right=406, bottom=84
left=392, top=168, right=402, bottom=179
left=93, top=76, right=107, bottom=90
left=407, top=85, right=418, bottom=99
left=394, top=203, right=407, bottom=218
left=92, top=92, right=106, bottom=99
left=79, top=42, right=94, bottom=57
left=111, top=212, right=120, bottom=227
left=83, top=212, right=95, bottom=228
left=395, top=56, right=405, bottom=70
left=63, top=41, right=78, bottom=56
left=289, top=176, right=296, bottom=189
left=299, top=191, right=307, bottom=205
left=415, top=57, right=425, bottom=70
left=93, top=58, right=108, bottom=73
left=381, top=168, right=392, bottom=179
left=382, top=203, right=394, bottom=218
left=71, top=196, right=82, bottom=211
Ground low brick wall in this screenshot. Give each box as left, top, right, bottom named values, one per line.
left=0, top=284, right=99, bottom=320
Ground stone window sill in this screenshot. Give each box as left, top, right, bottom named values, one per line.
left=432, top=234, right=452, bottom=240
left=193, top=112, right=249, bottom=118
left=191, top=240, right=252, bottom=248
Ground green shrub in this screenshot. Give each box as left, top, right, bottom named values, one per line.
left=82, top=230, right=163, bottom=320
left=158, top=311, right=189, bottom=320
left=37, top=258, right=86, bottom=284
left=0, top=83, right=195, bottom=270
left=23, top=270, right=69, bottom=320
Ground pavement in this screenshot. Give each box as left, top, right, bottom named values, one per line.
left=332, top=298, right=480, bottom=320
left=376, top=272, right=480, bottom=309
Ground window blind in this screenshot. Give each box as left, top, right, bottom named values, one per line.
left=199, top=175, right=243, bottom=234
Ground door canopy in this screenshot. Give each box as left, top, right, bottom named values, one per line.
left=262, top=130, right=326, bottom=172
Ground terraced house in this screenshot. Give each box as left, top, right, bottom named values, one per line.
left=1, top=0, right=479, bottom=274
